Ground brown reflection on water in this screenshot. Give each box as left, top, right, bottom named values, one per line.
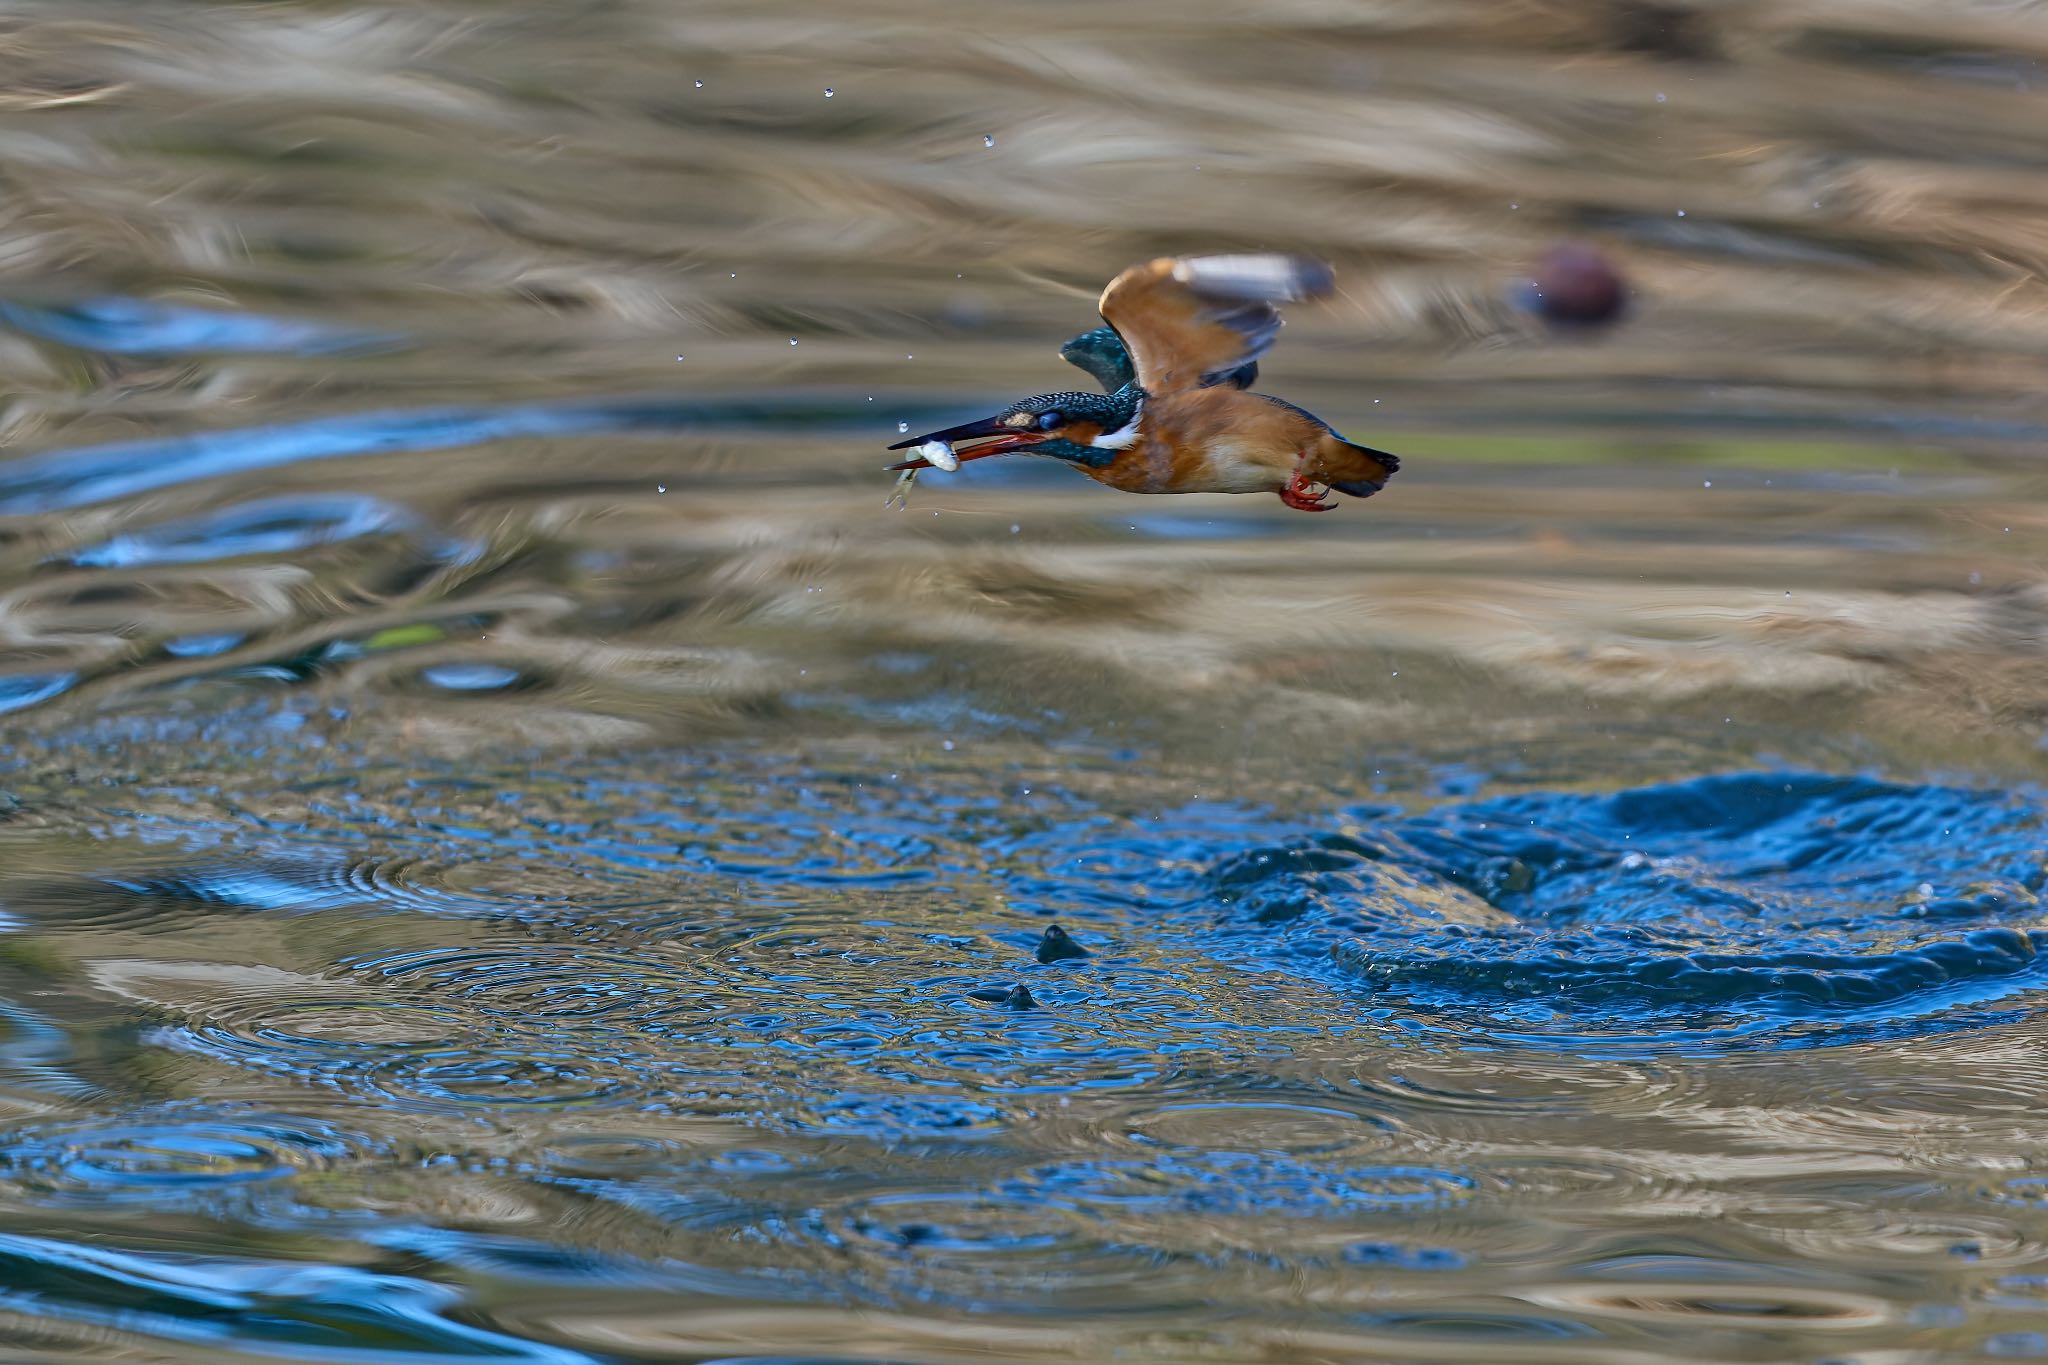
left=0, top=0, right=2038, bottom=772
left=1, top=0, right=2047, bottom=445
left=14, top=449, right=2037, bottom=781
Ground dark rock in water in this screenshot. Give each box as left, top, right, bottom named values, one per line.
left=1518, top=243, right=1629, bottom=327
left=1035, top=923, right=1091, bottom=963
left=968, top=982, right=1037, bottom=1008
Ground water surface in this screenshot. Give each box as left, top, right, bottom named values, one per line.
left=1, top=1, right=2047, bottom=1361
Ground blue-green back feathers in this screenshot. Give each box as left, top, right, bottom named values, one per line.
left=1057, top=327, right=1135, bottom=392
left=1059, top=325, right=1258, bottom=393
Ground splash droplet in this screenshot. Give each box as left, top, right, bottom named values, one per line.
left=694, top=80, right=704, bottom=88
left=789, top=338, right=798, bottom=346
left=823, top=87, right=834, bottom=98
left=897, top=421, right=909, bottom=433
left=983, top=134, right=995, bottom=148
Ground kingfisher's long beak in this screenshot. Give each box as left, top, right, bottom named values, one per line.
left=884, top=414, right=1045, bottom=470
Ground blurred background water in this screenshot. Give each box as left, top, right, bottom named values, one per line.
left=0, top=1, right=2046, bottom=1361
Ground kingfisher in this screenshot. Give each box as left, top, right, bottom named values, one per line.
left=886, top=254, right=1398, bottom=512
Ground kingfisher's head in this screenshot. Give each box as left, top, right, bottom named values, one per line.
left=886, top=389, right=1140, bottom=468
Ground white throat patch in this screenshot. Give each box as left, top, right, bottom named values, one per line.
left=1088, top=399, right=1143, bottom=450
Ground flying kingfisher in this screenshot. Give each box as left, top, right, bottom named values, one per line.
left=886, top=254, right=1398, bottom=512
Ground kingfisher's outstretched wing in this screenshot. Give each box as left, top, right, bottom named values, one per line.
left=1096, top=254, right=1331, bottom=395
left=1060, top=323, right=1258, bottom=393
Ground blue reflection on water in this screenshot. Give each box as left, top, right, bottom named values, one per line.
left=0, top=296, right=398, bottom=357
left=0, top=672, right=78, bottom=714
left=0, top=392, right=960, bottom=516
left=67, top=494, right=418, bottom=568
left=1210, top=772, right=2046, bottom=1049
left=107, top=759, right=2048, bottom=1071
left=0, top=400, right=672, bottom=514
left=0, top=759, right=2039, bottom=1351
left=0, top=1231, right=595, bottom=1362
left=420, top=663, right=523, bottom=692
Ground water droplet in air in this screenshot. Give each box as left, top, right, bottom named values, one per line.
left=694, top=80, right=704, bottom=88
left=1703, top=480, right=1712, bottom=487
left=897, top=421, right=909, bottom=433
left=942, top=739, right=955, bottom=751
left=656, top=484, right=667, bottom=493
left=1010, top=524, right=1020, bottom=534
left=789, top=338, right=798, bottom=346
left=1655, top=92, right=1666, bottom=103
left=823, top=87, right=834, bottom=98
left=983, top=134, right=995, bottom=148
left=1676, top=209, right=1687, bottom=217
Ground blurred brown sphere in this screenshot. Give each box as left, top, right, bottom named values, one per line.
left=1518, top=243, right=1630, bottom=327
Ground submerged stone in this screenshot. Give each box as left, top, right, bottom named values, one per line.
left=1035, top=923, right=1091, bottom=963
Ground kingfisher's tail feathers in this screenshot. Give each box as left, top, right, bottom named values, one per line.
left=1313, top=435, right=1400, bottom=498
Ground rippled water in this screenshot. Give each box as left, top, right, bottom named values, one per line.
left=1, top=1, right=2047, bottom=1361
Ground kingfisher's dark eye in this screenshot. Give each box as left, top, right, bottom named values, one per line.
left=1036, top=411, right=1063, bottom=431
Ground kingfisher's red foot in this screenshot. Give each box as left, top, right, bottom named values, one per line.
left=1279, top=471, right=1334, bottom=512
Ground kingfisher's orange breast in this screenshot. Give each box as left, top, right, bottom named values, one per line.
left=1080, top=389, right=1323, bottom=495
